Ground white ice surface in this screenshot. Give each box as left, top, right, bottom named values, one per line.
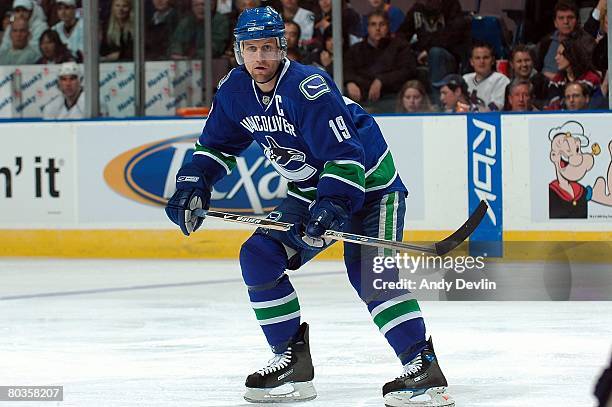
left=0, top=259, right=611, bottom=407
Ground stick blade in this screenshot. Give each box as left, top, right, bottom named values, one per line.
left=434, top=200, right=488, bottom=256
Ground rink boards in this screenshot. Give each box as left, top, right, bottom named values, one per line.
left=0, top=111, right=610, bottom=260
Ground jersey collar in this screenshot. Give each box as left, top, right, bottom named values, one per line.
left=251, top=59, right=291, bottom=112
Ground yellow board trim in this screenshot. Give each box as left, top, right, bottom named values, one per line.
left=0, top=230, right=610, bottom=262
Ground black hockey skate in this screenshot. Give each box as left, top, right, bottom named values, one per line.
left=244, top=322, right=316, bottom=403
left=383, top=338, right=454, bottom=407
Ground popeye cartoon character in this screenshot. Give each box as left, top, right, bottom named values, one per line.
left=548, top=121, right=612, bottom=218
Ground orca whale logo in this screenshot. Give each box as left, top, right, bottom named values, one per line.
left=262, top=136, right=316, bottom=181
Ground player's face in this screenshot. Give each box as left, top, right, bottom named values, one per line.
left=242, top=38, right=283, bottom=82
left=511, top=51, right=532, bottom=79
left=59, top=75, right=81, bottom=99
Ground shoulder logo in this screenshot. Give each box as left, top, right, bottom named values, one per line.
left=299, top=74, right=330, bottom=100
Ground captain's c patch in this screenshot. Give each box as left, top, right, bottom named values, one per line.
left=299, top=74, right=330, bottom=100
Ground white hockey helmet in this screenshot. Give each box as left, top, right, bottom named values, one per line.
left=58, top=62, right=81, bottom=78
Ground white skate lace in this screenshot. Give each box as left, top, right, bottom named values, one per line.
left=257, top=348, right=292, bottom=376
left=398, top=354, right=423, bottom=379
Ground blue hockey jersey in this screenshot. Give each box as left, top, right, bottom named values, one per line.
left=192, top=59, right=407, bottom=213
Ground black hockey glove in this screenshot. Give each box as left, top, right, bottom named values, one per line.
left=287, top=198, right=349, bottom=250
left=165, top=163, right=211, bottom=236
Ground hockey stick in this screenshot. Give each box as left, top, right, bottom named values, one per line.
left=193, top=200, right=487, bottom=256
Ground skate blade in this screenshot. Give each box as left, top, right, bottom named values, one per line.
left=244, top=381, right=317, bottom=403
left=384, top=387, right=454, bottom=407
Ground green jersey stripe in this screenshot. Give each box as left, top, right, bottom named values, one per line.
left=365, top=150, right=397, bottom=190
left=321, top=161, right=366, bottom=188
left=194, top=145, right=237, bottom=172
left=251, top=291, right=297, bottom=309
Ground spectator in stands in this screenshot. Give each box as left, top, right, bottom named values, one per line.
left=344, top=11, right=415, bottom=111
left=43, top=61, right=84, bottom=119
left=169, top=0, right=229, bottom=59
left=313, top=0, right=361, bottom=47
left=503, top=80, right=536, bottom=111
left=307, top=26, right=343, bottom=76
left=563, top=81, right=591, bottom=110
left=284, top=20, right=304, bottom=61
left=463, top=41, right=510, bottom=111
left=434, top=73, right=477, bottom=112
left=216, top=0, right=232, bottom=14
left=547, top=37, right=601, bottom=109
left=0, top=0, right=48, bottom=57
left=536, top=0, right=595, bottom=80
left=145, top=0, right=179, bottom=60
left=360, top=0, right=404, bottom=36
left=509, top=44, right=549, bottom=109
left=37, top=28, right=75, bottom=63
left=0, top=17, right=39, bottom=65
left=399, top=0, right=470, bottom=92
left=1, top=12, right=11, bottom=43
left=584, top=0, right=608, bottom=74
left=396, top=80, right=434, bottom=113
left=100, top=0, right=134, bottom=61
left=279, top=0, right=314, bottom=43
left=52, top=0, right=83, bottom=61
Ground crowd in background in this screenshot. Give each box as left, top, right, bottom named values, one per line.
left=0, top=0, right=610, bottom=115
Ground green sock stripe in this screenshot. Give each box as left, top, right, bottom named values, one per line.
left=383, top=193, right=396, bottom=257
left=373, top=299, right=421, bottom=329
left=253, top=298, right=300, bottom=321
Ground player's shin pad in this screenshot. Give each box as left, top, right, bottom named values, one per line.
left=244, top=381, right=317, bottom=403
left=384, top=387, right=454, bottom=407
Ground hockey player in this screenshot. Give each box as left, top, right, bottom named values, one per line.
left=165, top=5, right=453, bottom=406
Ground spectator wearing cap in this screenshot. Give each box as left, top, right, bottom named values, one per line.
left=344, top=10, right=416, bottom=111
left=0, top=17, right=39, bottom=65
left=509, top=44, right=549, bottom=109
left=145, top=0, right=179, bottom=60
left=279, top=0, right=314, bottom=43
left=535, top=0, right=595, bottom=80
left=360, top=0, right=405, bottom=36
left=503, top=80, right=537, bottom=111
left=434, top=73, right=478, bottom=112
left=43, top=61, right=84, bottom=119
left=399, top=0, right=470, bottom=95
left=169, top=0, right=229, bottom=59
left=100, top=0, right=134, bottom=61
left=0, top=0, right=48, bottom=57
left=463, top=41, right=510, bottom=111
left=37, top=28, right=75, bottom=64
left=547, top=37, right=601, bottom=109
left=563, top=81, right=591, bottom=110
left=52, top=0, right=83, bottom=61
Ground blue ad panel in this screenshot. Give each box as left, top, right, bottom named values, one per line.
left=467, top=113, right=503, bottom=257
